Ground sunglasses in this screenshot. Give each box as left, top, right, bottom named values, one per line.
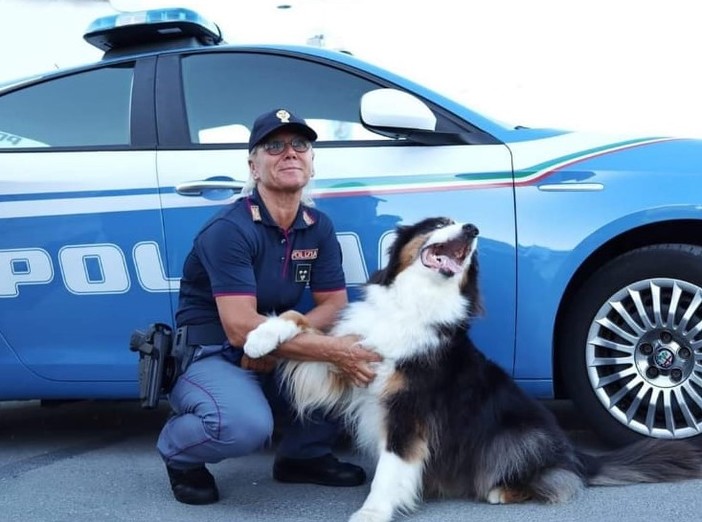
left=262, top=137, right=311, bottom=155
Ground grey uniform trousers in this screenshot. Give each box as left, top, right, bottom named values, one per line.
left=156, top=345, right=340, bottom=469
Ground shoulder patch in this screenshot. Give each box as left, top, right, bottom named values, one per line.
left=250, top=204, right=262, bottom=222
left=302, top=209, right=315, bottom=226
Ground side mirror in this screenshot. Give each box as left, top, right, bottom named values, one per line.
left=360, top=89, right=437, bottom=136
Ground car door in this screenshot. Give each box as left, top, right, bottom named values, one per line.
left=0, top=58, right=172, bottom=398
left=155, top=49, right=518, bottom=373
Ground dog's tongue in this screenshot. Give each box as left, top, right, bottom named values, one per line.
left=437, top=255, right=462, bottom=275
left=421, top=245, right=465, bottom=275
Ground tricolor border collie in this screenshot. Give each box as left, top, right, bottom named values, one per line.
left=244, top=217, right=702, bottom=522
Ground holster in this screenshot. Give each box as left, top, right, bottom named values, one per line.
left=129, top=323, right=175, bottom=409
left=129, top=322, right=226, bottom=409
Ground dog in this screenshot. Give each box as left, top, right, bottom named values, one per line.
left=244, top=217, right=702, bottom=522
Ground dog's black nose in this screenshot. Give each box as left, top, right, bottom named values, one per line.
left=463, top=223, right=479, bottom=237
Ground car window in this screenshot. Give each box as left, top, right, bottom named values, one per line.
left=181, top=52, right=390, bottom=145
left=0, top=64, right=134, bottom=149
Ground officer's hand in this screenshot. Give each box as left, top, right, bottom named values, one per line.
left=332, top=335, right=382, bottom=387
left=241, top=353, right=278, bottom=373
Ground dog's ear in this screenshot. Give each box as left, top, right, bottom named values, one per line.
left=368, top=225, right=413, bottom=286
left=462, top=253, right=484, bottom=317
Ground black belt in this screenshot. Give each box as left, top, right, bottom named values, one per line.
left=177, top=323, right=227, bottom=346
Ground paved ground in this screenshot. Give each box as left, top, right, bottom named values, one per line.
left=1, top=400, right=700, bottom=522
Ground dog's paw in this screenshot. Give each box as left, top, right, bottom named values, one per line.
left=486, top=487, right=506, bottom=504
left=348, top=508, right=392, bottom=522
left=244, top=317, right=302, bottom=358
left=486, top=486, right=529, bottom=504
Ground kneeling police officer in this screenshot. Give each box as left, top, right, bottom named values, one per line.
left=156, top=109, right=381, bottom=505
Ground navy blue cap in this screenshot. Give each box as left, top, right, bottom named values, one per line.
left=248, top=109, right=318, bottom=152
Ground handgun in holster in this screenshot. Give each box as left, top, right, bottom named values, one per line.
left=129, top=323, right=223, bottom=409
left=129, top=323, right=176, bottom=409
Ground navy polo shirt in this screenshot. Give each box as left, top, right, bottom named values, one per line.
left=175, top=190, right=346, bottom=328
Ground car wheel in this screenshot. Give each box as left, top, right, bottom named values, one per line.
left=559, top=243, right=702, bottom=446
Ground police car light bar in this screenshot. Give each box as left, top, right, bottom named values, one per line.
left=84, top=7, right=223, bottom=55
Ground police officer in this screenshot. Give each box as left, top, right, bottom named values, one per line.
left=157, top=109, right=382, bottom=505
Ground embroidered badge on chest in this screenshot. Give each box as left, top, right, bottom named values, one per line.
left=291, top=249, right=318, bottom=260
left=295, top=264, right=312, bottom=283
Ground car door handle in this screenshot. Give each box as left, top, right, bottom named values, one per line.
left=537, top=183, right=604, bottom=192
left=175, top=178, right=246, bottom=196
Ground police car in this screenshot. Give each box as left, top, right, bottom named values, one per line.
left=2, top=7, right=702, bottom=447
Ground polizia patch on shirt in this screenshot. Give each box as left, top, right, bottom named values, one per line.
left=291, top=249, right=318, bottom=260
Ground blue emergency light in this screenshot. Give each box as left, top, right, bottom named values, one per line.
left=84, top=7, right=223, bottom=57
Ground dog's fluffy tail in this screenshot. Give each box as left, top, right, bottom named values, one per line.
left=280, top=360, right=350, bottom=417
left=582, top=439, right=702, bottom=486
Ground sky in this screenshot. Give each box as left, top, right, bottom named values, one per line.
left=1, top=0, right=702, bottom=137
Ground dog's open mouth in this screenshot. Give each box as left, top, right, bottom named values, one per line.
left=420, top=238, right=471, bottom=276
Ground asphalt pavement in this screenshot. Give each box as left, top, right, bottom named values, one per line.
left=1, top=400, right=700, bottom=522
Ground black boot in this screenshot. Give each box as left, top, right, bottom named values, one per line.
left=273, top=453, right=366, bottom=487
left=166, top=464, right=220, bottom=505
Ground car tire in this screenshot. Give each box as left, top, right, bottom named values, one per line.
left=559, top=243, right=702, bottom=447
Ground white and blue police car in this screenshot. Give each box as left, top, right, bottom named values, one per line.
left=2, top=7, right=702, bottom=447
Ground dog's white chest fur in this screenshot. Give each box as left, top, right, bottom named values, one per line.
left=332, top=278, right=468, bottom=458
left=333, top=272, right=468, bottom=359
left=345, top=359, right=397, bottom=457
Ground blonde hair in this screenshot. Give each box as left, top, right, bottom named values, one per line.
left=244, top=146, right=316, bottom=207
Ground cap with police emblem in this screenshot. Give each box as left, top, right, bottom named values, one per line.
left=248, top=109, right=318, bottom=152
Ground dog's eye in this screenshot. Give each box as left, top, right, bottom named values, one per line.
left=435, top=219, right=453, bottom=229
